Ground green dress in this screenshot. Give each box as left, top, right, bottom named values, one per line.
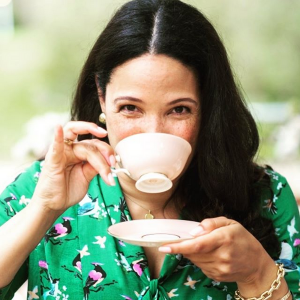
left=0, top=161, right=300, bottom=299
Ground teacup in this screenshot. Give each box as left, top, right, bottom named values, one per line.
left=111, top=133, right=192, bottom=193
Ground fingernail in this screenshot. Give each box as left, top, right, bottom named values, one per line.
left=189, top=225, right=204, bottom=236
left=109, top=155, right=116, bottom=167
left=108, top=173, right=116, bottom=186
left=97, top=126, right=107, bottom=133
left=158, top=246, right=172, bottom=253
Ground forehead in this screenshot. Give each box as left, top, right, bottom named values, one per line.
left=107, top=54, right=200, bottom=99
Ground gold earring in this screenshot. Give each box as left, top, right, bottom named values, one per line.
left=99, top=112, right=106, bottom=124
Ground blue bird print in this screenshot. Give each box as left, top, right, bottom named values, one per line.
left=78, top=194, right=100, bottom=217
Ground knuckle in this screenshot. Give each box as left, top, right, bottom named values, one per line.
left=85, top=142, right=98, bottom=152
left=63, top=121, right=75, bottom=130
left=219, top=263, right=232, bottom=276
left=191, top=242, right=203, bottom=253
left=219, top=250, right=231, bottom=263
left=201, top=218, right=217, bottom=231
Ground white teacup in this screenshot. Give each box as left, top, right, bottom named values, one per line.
left=111, top=133, right=192, bottom=193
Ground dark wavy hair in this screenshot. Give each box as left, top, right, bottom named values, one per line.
left=71, top=0, right=280, bottom=257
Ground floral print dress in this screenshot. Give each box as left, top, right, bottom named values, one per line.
left=0, top=161, right=299, bottom=299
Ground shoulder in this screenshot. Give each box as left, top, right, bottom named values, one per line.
left=0, top=160, right=43, bottom=221
left=260, top=167, right=299, bottom=229
left=3, top=160, right=43, bottom=188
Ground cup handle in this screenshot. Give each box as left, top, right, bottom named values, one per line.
left=111, top=168, right=131, bottom=177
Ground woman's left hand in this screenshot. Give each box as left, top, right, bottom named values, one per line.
left=159, top=217, right=275, bottom=285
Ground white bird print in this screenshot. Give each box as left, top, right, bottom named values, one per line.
left=19, top=195, right=30, bottom=206
left=28, top=286, right=39, bottom=299
left=277, top=182, right=283, bottom=190
left=93, top=236, right=107, bottom=248
left=78, top=245, right=90, bottom=258
left=279, top=241, right=293, bottom=260
left=184, top=275, right=201, bottom=290
left=287, top=217, right=299, bottom=240
left=168, top=288, right=179, bottom=298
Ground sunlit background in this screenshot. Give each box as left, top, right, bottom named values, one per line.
left=1, top=2, right=300, bottom=184
left=1, top=0, right=300, bottom=197
left=1, top=0, right=300, bottom=190
left=0, top=0, right=300, bottom=298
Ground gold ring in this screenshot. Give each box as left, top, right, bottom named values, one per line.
left=64, top=139, right=73, bottom=146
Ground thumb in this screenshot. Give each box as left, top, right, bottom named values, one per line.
left=189, top=216, right=235, bottom=236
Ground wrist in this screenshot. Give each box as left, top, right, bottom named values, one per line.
left=236, top=263, right=290, bottom=300
left=29, top=195, right=64, bottom=224
left=237, top=258, right=278, bottom=296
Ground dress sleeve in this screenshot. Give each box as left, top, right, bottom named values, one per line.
left=261, top=169, right=300, bottom=298
left=0, top=161, right=42, bottom=299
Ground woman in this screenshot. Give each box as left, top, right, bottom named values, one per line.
left=0, top=0, right=299, bottom=299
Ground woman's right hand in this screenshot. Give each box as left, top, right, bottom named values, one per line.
left=32, top=121, right=115, bottom=214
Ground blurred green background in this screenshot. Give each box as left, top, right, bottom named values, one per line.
left=0, top=0, right=300, bottom=196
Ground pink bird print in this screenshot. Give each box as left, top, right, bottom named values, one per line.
left=121, top=295, right=134, bottom=300
left=83, top=263, right=107, bottom=300
left=45, top=217, right=74, bottom=244
left=131, top=258, right=147, bottom=277
left=294, top=239, right=300, bottom=247
left=72, top=245, right=90, bottom=273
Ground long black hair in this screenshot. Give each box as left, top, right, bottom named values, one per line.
left=71, top=0, right=280, bottom=257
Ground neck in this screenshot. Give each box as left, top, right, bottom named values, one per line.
left=117, top=173, right=180, bottom=220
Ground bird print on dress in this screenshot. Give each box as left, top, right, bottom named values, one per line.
left=184, top=275, right=201, bottom=290
left=27, top=286, right=39, bottom=300
left=78, top=194, right=100, bottom=218
left=119, top=197, right=129, bottom=222
left=294, top=239, right=300, bottom=259
left=279, top=240, right=294, bottom=260
left=287, top=217, right=299, bottom=240
left=131, top=258, right=148, bottom=277
left=4, top=193, right=17, bottom=217
left=38, top=260, right=63, bottom=299
left=167, top=288, right=179, bottom=298
left=44, top=217, right=75, bottom=245
left=61, top=245, right=90, bottom=280
left=83, top=263, right=107, bottom=300
left=263, top=198, right=278, bottom=215
left=276, top=258, right=300, bottom=279
left=93, top=236, right=107, bottom=249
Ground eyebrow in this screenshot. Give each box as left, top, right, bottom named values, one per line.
left=114, top=96, right=199, bottom=106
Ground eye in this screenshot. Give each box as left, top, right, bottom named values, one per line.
left=172, top=106, right=191, bottom=114
left=120, top=105, right=138, bottom=112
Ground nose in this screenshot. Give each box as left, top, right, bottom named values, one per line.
left=141, top=115, right=166, bottom=133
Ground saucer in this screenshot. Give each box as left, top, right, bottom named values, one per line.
left=107, top=219, right=199, bottom=247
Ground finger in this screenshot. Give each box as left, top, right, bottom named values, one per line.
left=159, top=218, right=238, bottom=255
left=158, top=231, right=223, bottom=255
left=81, top=162, right=100, bottom=183
left=63, top=121, right=107, bottom=141
left=45, top=125, right=65, bottom=166
left=189, top=217, right=235, bottom=237
left=72, top=140, right=115, bottom=186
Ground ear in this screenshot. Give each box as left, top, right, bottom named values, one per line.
left=95, top=75, right=106, bottom=113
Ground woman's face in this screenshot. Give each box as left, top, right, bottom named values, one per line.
left=99, top=54, right=200, bottom=154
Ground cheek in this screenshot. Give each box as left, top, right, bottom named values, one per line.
left=173, top=120, right=199, bottom=148
left=106, top=118, right=143, bottom=148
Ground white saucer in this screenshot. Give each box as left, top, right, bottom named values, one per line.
left=107, top=219, right=199, bottom=247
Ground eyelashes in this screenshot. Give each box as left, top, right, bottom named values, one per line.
left=119, top=105, right=191, bottom=115
left=120, top=105, right=138, bottom=112
left=172, top=106, right=191, bottom=114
